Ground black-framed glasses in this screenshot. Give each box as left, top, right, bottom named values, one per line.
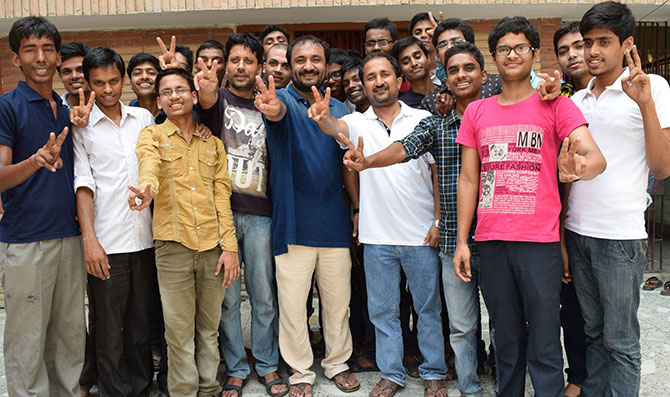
left=494, top=43, right=534, bottom=57
left=436, top=37, right=465, bottom=50
left=364, top=39, right=394, bottom=49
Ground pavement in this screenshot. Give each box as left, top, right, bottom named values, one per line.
left=1, top=249, right=669, bottom=396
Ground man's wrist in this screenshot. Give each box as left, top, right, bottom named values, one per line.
left=27, top=155, right=40, bottom=170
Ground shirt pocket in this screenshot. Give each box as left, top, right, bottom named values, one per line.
left=159, top=150, right=185, bottom=178
left=198, top=147, right=217, bottom=181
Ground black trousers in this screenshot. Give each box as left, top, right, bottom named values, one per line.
left=349, top=244, right=376, bottom=360
left=561, top=281, right=587, bottom=385
left=87, top=248, right=155, bottom=397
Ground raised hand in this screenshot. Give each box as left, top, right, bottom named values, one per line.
left=31, top=126, right=69, bottom=172
left=195, top=123, right=214, bottom=139
left=622, top=45, right=652, bottom=106
left=340, top=133, right=367, bottom=172
left=536, top=70, right=562, bottom=101
left=127, top=183, right=154, bottom=211
left=254, top=75, right=282, bottom=118
left=157, top=36, right=181, bottom=70
left=70, top=89, right=95, bottom=128
left=436, top=92, right=455, bottom=116
left=307, top=86, right=331, bottom=123
left=194, top=57, right=219, bottom=94
left=558, top=137, right=586, bottom=182
left=215, top=250, right=240, bottom=288
left=427, top=11, right=444, bottom=29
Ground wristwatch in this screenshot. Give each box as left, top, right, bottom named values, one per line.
left=432, top=219, right=440, bottom=228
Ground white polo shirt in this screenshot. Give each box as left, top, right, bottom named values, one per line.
left=566, top=68, right=670, bottom=239
left=342, top=101, right=435, bottom=245
left=73, top=103, right=155, bottom=254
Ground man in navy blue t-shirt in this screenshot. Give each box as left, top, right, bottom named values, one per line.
left=0, top=17, right=89, bottom=396
left=254, top=35, right=358, bottom=397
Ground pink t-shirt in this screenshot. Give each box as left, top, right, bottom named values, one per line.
left=456, top=94, right=587, bottom=242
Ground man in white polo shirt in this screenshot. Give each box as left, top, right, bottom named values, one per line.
left=308, top=51, right=447, bottom=397
left=565, top=2, right=670, bottom=395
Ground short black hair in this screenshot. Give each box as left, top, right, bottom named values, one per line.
left=286, top=35, right=331, bottom=67
left=432, top=18, right=476, bottom=48
left=488, top=16, right=540, bottom=54
left=155, top=67, right=196, bottom=96
left=58, top=42, right=90, bottom=73
left=359, top=52, right=402, bottom=82
left=364, top=18, right=398, bottom=42
left=9, top=16, right=61, bottom=54
left=170, top=44, right=194, bottom=71
left=329, top=49, right=352, bottom=67
left=444, top=42, right=485, bottom=71
left=342, top=57, right=363, bottom=77
left=391, top=36, right=429, bottom=63
left=82, top=47, right=125, bottom=83
left=127, top=53, right=160, bottom=78
left=408, top=12, right=438, bottom=36
left=259, top=25, right=290, bottom=43
left=196, top=40, right=226, bottom=63
left=264, top=43, right=288, bottom=61
left=226, top=33, right=264, bottom=64
left=553, top=21, right=581, bottom=56
left=580, top=1, right=635, bottom=44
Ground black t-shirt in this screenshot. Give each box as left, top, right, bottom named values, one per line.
left=399, top=90, right=426, bottom=109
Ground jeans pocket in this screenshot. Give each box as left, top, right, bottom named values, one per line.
left=615, top=240, right=642, bottom=266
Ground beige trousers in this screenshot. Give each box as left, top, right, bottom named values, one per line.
left=275, top=245, right=352, bottom=385
left=1, top=237, right=86, bottom=397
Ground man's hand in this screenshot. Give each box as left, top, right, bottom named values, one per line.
left=194, top=57, right=220, bottom=94
left=427, top=11, right=444, bottom=29
left=340, top=133, right=367, bottom=172
left=196, top=123, right=214, bottom=139
left=70, top=89, right=95, bottom=128
left=254, top=75, right=282, bottom=118
left=83, top=235, right=110, bottom=280
left=436, top=92, right=455, bottom=116
left=215, top=250, right=240, bottom=288
left=31, top=126, right=69, bottom=172
left=452, top=243, right=472, bottom=282
left=307, top=86, right=332, bottom=123
left=561, top=239, right=571, bottom=284
left=424, top=225, right=439, bottom=248
left=536, top=70, right=562, bottom=101
left=127, top=183, right=154, bottom=211
left=622, top=45, right=652, bottom=106
left=558, top=137, right=586, bottom=183
left=157, top=36, right=182, bottom=70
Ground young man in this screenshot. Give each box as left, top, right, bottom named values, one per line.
left=194, top=40, right=226, bottom=86
left=408, top=12, right=443, bottom=85
left=453, top=17, right=606, bottom=396
left=260, top=25, right=290, bottom=53
left=74, top=47, right=156, bottom=397
left=0, top=16, right=86, bottom=396
left=340, top=42, right=490, bottom=397
left=128, top=53, right=165, bottom=122
left=254, top=35, right=358, bottom=397
left=363, top=18, right=397, bottom=55
left=308, top=51, right=447, bottom=397
left=392, top=37, right=437, bottom=108
left=554, top=21, right=591, bottom=96
left=566, top=2, right=670, bottom=395
left=58, top=41, right=92, bottom=109
left=324, top=49, right=352, bottom=104
left=129, top=67, right=240, bottom=397
left=263, top=44, right=291, bottom=89
left=196, top=33, right=287, bottom=397
left=342, top=58, right=370, bottom=113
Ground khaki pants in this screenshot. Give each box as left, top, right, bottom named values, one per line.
left=154, top=241, right=225, bottom=397
left=1, top=237, right=86, bottom=397
left=275, top=245, right=352, bottom=385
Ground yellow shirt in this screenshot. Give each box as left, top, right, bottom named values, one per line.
left=136, top=119, right=237, bottom=252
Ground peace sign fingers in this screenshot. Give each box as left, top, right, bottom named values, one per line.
left=157, top=35, right=179, bottom=69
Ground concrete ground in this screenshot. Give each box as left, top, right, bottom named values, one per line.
left=1, top=249, right=669, bottom=396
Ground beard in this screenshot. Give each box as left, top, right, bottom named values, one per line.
left=229, top=77, right=255, bottom=91
left=291, top=70, right=325, bottom=92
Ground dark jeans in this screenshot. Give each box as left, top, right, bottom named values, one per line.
left=561, top=281, right=587, bottom=386
left=478, top=241, right=564, bottom=397
left=87, top=249, right=155, bottom=397
left=148, top=257, right=169, bottom=391
left=349, top=244, right=376, bottom=360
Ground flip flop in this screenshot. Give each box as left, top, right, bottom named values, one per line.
left=424, top=379, right=447, bottom=397
left=332, top=370, right=360, bottom=393
left=661, top=281, right=670, bottom=296
left=256, top=371, right=289, bottom=397
left=221, top=377, right=247, bottom=397
left=371, top=379, right=402, bottom=397
left=643, top=276, right=663, bottom=290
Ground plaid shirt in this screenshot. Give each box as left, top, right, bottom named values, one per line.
left=560, top=81, right=576, bottom=98
left=399, top=110, right=476, bottom=255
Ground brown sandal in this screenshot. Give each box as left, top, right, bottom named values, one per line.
left=423, top=379, right=447, bottom=397
left=369, top=379, right=402, bottom=397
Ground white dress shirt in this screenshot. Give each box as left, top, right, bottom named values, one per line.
left=73, top=103, right=155, bottom=254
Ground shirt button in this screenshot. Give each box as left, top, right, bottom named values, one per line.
left=207, top=162, right=211, bottom=166
left=196, top=226, right=200, bottom=230
left=167, top=157, right=172, bottom=161
left=193, top=207, right=197, bottom=211
left=191, top=187, right=195, bottom=191
left=189, top=166, right=194, bottom=171
left=188, top=147, right=192, bottom=151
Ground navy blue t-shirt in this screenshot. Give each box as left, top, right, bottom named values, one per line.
left=265, top=84, right=350, bottom=256
left=0, top=81, right=79, bottom=243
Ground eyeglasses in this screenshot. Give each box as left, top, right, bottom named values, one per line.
left=325, top=70, right=343, bottom=81
left=364, top=39, right=394, bottom=49
left=436, top=37, right=465, bottom=50
left=494, top=43, right=534, bottom=57
left=159, top=87, right=191, bottom=97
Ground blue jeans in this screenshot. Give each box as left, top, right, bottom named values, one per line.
left=440, top=252, right=484, bottom=397
left=219, top=213, right=279, bottom=378
left=566, top=230, right=646, bottom=396
left=364, top=244, right=446, bottom=386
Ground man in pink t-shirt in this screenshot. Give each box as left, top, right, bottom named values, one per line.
left=452, top=17, right=606, bottom=397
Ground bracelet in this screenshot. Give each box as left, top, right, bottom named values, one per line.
left=27, top=155, right=40, bottom=171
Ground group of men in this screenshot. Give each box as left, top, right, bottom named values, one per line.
left=1, top=1, right=668, bottom=397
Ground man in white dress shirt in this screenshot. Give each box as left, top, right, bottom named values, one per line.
left=73, top=47, right=155, bottom=396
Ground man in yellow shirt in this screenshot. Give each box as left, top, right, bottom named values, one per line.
left=128, top=67, right=239, bottom=397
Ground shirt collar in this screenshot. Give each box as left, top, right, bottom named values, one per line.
left=89, top=102, right=132, bottom=127
left=16, top=80, right=62, bottom=104
left=585, top=67, right=629, bottom=93
left=286, top=83, right=337, bottom=108
left=444, top=108, right=461, bottom=125
left=362, top=100, right=414, bottom=121
left=161, top=118, right=201, bottom=137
